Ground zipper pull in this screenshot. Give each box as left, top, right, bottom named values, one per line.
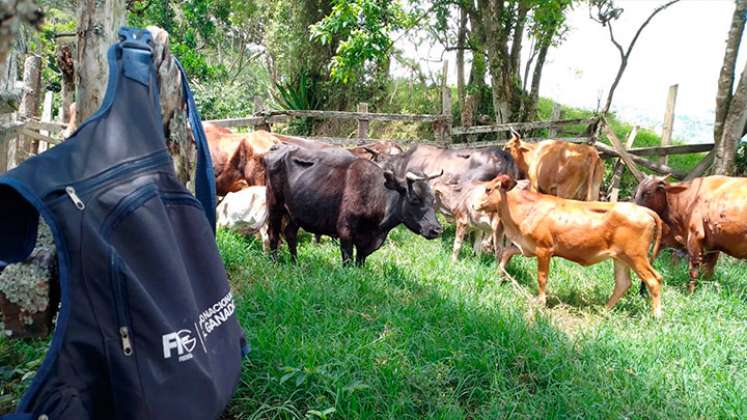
left=120, top=326, right=133, bottom=356
left=65, top=186, right=85, bottom=210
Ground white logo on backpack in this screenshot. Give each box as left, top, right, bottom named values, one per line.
left=162, top=329, right=197, bottom=362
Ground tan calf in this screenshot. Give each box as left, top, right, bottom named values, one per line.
left=433, top=181, right=501, bottom=262
left=478, top=175, right=664, bottom=317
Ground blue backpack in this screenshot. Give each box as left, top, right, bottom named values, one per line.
left=0, top=28, right=248, bottom=419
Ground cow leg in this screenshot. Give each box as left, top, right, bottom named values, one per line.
left=355, top=236, right=386, bottom=267
left=473, top=230, right=484, bottom=255
left=629, top=256, right=664, bottom=317
left=536, top=253, right=551, bottom=306
left=499, top=245, right=522, bottom=272
left=607, top=260, right=632, bottom=310
left=686, top=224, right=706, bottom=293
left=283, top=221, right=300, bottom=262
left=451, top=223, right=467, bottom=262
left=267, top=210, right=284, bottom=261
left=260, top=224, right=270, bottom=255
left=338, top=225, right=354, bottom=266
left=492, top=220, right=504, bottom=264
left=702, top=252, right=720, bottom=280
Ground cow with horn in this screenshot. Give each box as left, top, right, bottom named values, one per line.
left=263, top=144, right=443, bottom=266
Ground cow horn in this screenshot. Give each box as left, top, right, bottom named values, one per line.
left=362, top=146, right=381, bottom=159
left=425, top=169, right=444, bottom=180
left=405, top=171, right=426, bottom=181
left=510, top=128, right=521, bottom=140
left=658, top=173, right=672, bottom=182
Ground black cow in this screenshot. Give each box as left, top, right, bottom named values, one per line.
left=263, top=145, right=443, bottom=266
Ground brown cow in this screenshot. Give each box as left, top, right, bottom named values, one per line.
left=634, top=175, right=747, bottom=292
left=479, top=175, right=664, bottom=316
left=505, top=133, right=604, bottom=201
left=205, top=123, right=279, bottom=195
left=349, top=141, right=404, bottom=162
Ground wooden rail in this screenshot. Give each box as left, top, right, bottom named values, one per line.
left=452, top=118, right=598, bottom=136
left=283, top=109, right=447, bottom=123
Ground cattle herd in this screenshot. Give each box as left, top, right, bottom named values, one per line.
left=208, top=123, right=747, bottom=318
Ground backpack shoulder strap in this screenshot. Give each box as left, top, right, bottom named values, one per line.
left=174, top=59, right=217, bottom=232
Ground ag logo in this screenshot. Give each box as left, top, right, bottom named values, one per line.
left=162, top=329, right=197, bottom=362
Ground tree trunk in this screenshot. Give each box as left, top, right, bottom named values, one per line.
left=714, top=0, right=747, bottom=145
left=56, top=42, right=75, bottom=125
left=75, top=0, right=126, bottom=125
left=0, top=0, right=42, bottom=66
left=524, top=41, right=549, bottom=122
left=714, top=57, right=747, bottom=175
left=0, top=48, right=19, bottom=113
left=456, top=6, right=467, bottom=116
left=148, top=26, right=196, bottom=190
left=509, top=1, right=529, bottom=81
left=17, top=54, right=41, bottom=158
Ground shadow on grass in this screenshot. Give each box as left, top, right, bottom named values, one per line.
left=225, top=237, right=700, bottom=419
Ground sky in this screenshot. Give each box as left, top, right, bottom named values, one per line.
left=394, top=0, right=745, bottom=142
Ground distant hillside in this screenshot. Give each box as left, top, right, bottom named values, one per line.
left=614, top=105, right=714, bottom=144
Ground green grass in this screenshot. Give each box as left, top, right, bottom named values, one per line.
left=219, top=227, right=747, bottom=419
left=2, top=227, right=747, bottom=418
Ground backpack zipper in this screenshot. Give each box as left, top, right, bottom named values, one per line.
left=65, top=186, right=85, bottom=210
left=111, top=255, right=133, bottom=356
left=102, top=185, right=161, bottom=356
left=120, top=326, right=133, bottom=356
left=48, top=151, right=171, bottom=208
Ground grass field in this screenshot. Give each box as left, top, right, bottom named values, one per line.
left=219, top=226, right=747, bottom=419
left=2, top=225, right=747, bottom=418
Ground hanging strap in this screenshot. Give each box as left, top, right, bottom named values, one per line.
left=174, top=59, right=217, bottom=232
left=119, top=27, right=216, bottom=231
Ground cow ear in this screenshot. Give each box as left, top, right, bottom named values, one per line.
left=383, top=170, right=406, bottom=193
left=664, top=184, right=688, bottom=194
left=229, top=140, right=250, bottom=171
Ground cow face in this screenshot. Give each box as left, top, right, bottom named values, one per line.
left=504, top=133, right=532, bottom=176
left=634, top=175, right=685, bottom=215
left=383, top=170, right=443, bottom=239
left=477, top=174, right=516, bottom=212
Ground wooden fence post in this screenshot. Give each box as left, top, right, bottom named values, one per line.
left=608, top=124, right=639, bottom=202
left=38, top=90, right=53, bottom=153
left=357, top=102, right=368, bottom=140
left=10, top=54, right=41, bottom=167
left=660, top=84, right=678, bottom=165
left=548, top=102, right=561, bottom=138
left=253, top=96, right=271, bottom=131
left=441, top=60, right=452, bottom=143
left=603, top=121, right=644, bottom=182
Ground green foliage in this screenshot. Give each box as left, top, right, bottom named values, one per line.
left=310, top=0, right=414, bottom=84
left=273, top=71, right=324, bottom=135
left=128, top=0, right=233, bottom=80
left=529, top=0, right=574, bottom=45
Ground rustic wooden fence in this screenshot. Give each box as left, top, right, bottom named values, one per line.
left=0, top=71, right=715, bottom=195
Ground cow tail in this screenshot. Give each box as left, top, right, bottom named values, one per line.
left=586, top=157, right=603, bottom=201
left=649, top=209, right=663, bottom=260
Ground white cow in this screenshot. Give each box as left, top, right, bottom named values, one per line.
left=217, top=186, right=270, bottom=254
